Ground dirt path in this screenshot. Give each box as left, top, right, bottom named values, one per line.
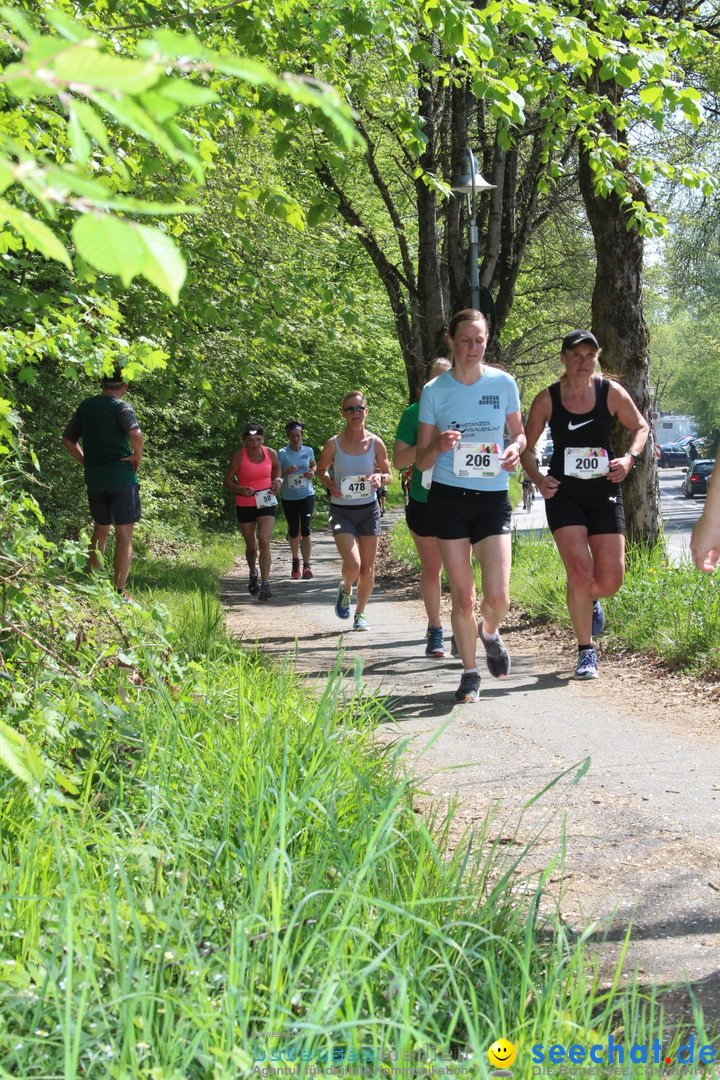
left=221, top=510, right=720, bottom=1024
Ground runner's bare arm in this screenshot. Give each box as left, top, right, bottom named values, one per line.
left=521, top=389, right=558, bottom=498
left=500, top=411, right=526, bottom=471
left=691, top=458, right=720, bottom=571
left=317, top=439, right=341, bottom=499
left=268, top=449, right=282, bottom=492
left=371, top=437, right=392, bottom=489
left=416, top=422, right=461, bottom=471
left=223, top=450, right=253, bottom=497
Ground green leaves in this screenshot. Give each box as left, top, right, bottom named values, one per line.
left=72, top=216, right=187, bottom=304
left=0, top=717, right=44, bottom=786
left=0, top=201, right=71, bottom=267
left=0, top=8, right=360, bottom=303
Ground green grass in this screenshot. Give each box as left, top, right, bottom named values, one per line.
left=390, top=507, right=720, bottom=677
left=0, top=526, right=710, bottom=1078
left=511, top=531, right=720, bottom=675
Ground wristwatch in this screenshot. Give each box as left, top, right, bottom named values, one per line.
left=627, top=450, right=639, bottom=464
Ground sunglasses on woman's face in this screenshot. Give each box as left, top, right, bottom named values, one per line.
left=343, top=405, right=366, bottom=413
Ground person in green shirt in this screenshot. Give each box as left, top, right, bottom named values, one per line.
left=392, top=357, right=451, bottom=657
left=61, top=365, right=144, bottom=595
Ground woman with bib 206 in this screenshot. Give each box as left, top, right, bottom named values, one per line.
left=223, top=421, right=282, bottom=602
left=317, top=391, right=392, bottom=632
left=416, top=310, right=525, bottom=704
left=521, top=330, right=648, bottom=680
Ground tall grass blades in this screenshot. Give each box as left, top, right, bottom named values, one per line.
left=0, top=530, right=698, bottom=1078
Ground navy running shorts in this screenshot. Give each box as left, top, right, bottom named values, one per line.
left=88, top=483, right=141, bottom=526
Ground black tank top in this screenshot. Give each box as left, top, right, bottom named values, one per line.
left=548, top=376, right=618, bottom=495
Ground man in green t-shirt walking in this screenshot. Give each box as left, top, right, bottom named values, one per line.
left=61, top=365, right=144, bottom=594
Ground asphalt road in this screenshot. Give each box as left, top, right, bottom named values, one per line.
left=222, top=498, right=720, bottom=1026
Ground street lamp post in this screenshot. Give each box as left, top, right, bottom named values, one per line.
left=451, top=147, right=496, bottom=336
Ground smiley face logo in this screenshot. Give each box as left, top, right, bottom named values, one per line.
left=488, top=1039, right=517, bottom=1070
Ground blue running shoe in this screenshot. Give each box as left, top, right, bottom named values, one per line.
left=335, top=583, right=352, bottom=620
left=592, top=600, right=605, bottom=637
left=425, top=626, right=445, bottom=657
left=574, top=648, right=598, bottom=680
left=353, top=611, right=370, bottom=631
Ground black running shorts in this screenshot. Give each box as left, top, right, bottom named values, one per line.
left=236, top=505, right=277, bottom=523
left=427, top=482, right=511, bottom=543
left=405, top=496, right=435, bottom=538
left=282, top=494, right=315, bottom=538
left=545, top=482, right=625, bottom=536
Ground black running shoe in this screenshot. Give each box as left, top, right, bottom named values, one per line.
left=248, top=571, right=260, bottom=595
left=454, top=672, right=480, bottom=703
left=478, top=619, right=510, bottom=678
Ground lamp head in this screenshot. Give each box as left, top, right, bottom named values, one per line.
left=450, top=148, right=495, bottom=194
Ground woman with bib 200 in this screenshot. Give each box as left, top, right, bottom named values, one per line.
left=416, top=309, right=525, bottom=704
left=317, top=391, right=392, bottom=632
left=521, top=330, right=648, bottom=681
left=223, top=421, right=282, bottom=602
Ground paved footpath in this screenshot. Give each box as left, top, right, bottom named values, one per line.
left=221, top=508, right=720, bottom=1024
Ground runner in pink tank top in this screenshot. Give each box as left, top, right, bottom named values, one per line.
left=223, top=421, right=281, bottom=601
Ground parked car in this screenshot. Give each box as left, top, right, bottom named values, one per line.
left=658, top=442, right=691, bottom=468
left=541, top=441, right=553, bottom=467
left=681, top=459, right=715, bottom=498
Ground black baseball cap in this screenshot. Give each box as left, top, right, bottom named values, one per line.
left=562, top=329, right=599, bottom=352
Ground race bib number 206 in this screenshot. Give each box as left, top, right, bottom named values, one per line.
left=453, top=442, right=502, bottom=479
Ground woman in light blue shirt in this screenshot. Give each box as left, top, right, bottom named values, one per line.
left=278, top=419, right=317, bottom=579
left=417, top=309, right=526, bottom=704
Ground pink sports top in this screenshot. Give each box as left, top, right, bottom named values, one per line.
left=234, top=447, right=273, bottom=507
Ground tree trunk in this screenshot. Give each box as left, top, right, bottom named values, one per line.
left=578, top=143, right=660, bottom=545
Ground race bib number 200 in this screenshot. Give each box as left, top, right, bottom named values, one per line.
left=453, top=442, right=502, bottom=479
left=564, top=446, right=609, bottom=479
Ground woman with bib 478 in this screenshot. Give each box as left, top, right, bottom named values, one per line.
left=416, top=309, right=526, bottom=704
left=317, top=391, right=392, bottom=632
left=520, top=330, right=648, bottom=680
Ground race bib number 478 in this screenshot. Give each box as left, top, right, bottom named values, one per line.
left=340, top=475, right=371, bottom=500
left=453, top=442, right=502, bottom=479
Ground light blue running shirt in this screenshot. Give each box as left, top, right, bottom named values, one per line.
left=418, top=367, right=521, bottom=491
left=278, top=444, right=315, bottom=500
